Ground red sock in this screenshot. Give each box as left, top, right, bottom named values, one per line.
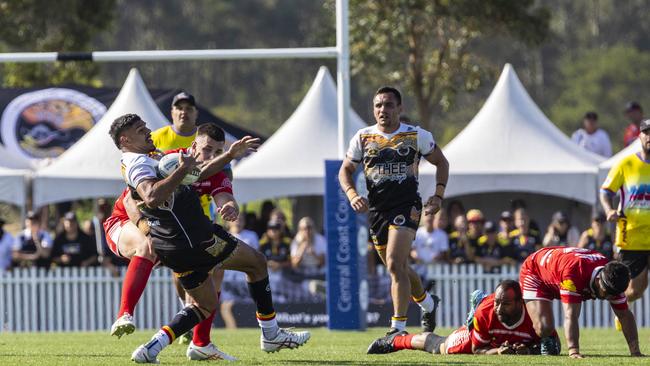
left=393, top=334, right=415, bottom=350
left=193, top=310, right=216, bottom=347
left=117, top=256, right=154, bottom=317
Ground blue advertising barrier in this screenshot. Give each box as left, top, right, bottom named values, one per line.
left=324, top=160, right=367, bottom=330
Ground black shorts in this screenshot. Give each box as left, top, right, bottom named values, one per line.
left=368, top=201, right=422, bottom=250
left=619, top=250, right=650, bottom=278
left=154, top=224, right=239, bottom=274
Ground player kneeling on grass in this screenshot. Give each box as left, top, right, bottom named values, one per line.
left=520, top=247, right=642, bottom=358
left=368, top=280, right=552, bottom=356
left=109, top=114, right=310, bottom=364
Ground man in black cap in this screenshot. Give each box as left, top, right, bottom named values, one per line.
left=542, top=211, right=580, bottom=247
left=623, top=101, right=644, bottom=147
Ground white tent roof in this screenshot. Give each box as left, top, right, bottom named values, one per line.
left=233, top=67, right=367, bottom=203
left=598, top=139, right=641, bottom=184
left=0, top=166, right=28, bottom=205
left=420, top=64, right=604, bottom=205
left=33, top=69, right=169, bottom=206
left=0, top=142, right=32, bottom=169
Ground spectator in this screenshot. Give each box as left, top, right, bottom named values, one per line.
left=50, top=212, right=98, bottom=268
left=269, top=208, right=293, bottom=237
left=0, top=218, right=13, bottom=271
left=448, top=215, right=474, bottom=264
left=244, top=212, right=259, bottom=233
left=571, top=111, right=612, bottom=157
left=510, top=199, right=540, bottom=231
left=542, top=211, right=580, bottom=247
left=411, top=209, right=449, bottom=264
left=255, top=200, right=276, bottom=237
left=623, top=101, right=644, bottom=146
left=446, top=200, right=465, bottom=232
left=290, top=217, right=326, bottom=277
left=498, top=210, right=514, bottom=239
left=12, top=211, right=52, bottom=268
left=507, top=208, right=541, bottom=262
left=475, top=221, right=516, bottom=272
left=227, top=212, right=259, bottom=249
left=465, top=209, right=485, bottom=249
left=578, top=212, right=614, bottom=259
left=222, top=213, right=261, bottom=329
left=258, top=219, right=292, bottom=273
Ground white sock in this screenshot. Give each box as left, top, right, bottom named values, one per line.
left=145, top=329, right=171, bottom=356
left=258, top=316, right=279, bottom=339
left=416, top=292, right=435, bottom=313
left=391, top=316, right=407, bottom=331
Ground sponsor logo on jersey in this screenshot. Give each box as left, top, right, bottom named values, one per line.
left=560, top=279, right=577, bottom=292
left=393, top=215, right=406, bottom=226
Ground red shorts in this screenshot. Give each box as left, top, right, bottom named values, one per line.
left=103, top=215, right=129, bottom=258
left=444, top=326, right=473, bottom=354
left=519, top=260, right=555, bottom=302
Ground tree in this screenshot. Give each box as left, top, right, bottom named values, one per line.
left=549, top=45, right=650, bottom=151
left=349, top=0, right=549, bottom=130
left=0, top=0, right=117, bottom=86
left=95, top=0, right=335, bottom=136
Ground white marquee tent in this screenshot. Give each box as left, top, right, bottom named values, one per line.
left=0, top=166, right=28, bottom=206
left=419, top=64, right=604, bottom=206
left=33, top=69, right=169, bottom=206
left=233, top=66, right=367, bottom=203
left=0, top=143, right=32, bottom=169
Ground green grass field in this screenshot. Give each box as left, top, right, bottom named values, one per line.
left=1, top=327, right=648, bottom=365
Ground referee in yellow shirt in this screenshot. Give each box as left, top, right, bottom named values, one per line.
left=600, top=119, right=650, bottom=309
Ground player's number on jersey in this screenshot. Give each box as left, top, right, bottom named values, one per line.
left=539, top=247, right=605, bottom=267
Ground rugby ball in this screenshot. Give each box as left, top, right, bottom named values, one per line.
left=157, top=152, right=201, bottom=185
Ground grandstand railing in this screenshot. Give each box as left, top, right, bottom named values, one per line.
left=1, top=265, right=648, bottom=332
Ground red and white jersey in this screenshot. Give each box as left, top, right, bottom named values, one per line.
left=111, top=189, right=129, bottom=222
left=470, top=293, right=540, bottom=350
left=522, top=247, right=628, bottom=310
left=166, top=148, right=233, bottom=198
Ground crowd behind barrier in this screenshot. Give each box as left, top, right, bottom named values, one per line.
left=1, top=199, right=617, bottom=276
left=2, top=101, right=645, bottom=275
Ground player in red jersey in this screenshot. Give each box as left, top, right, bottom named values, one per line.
left=520, top=246, right=641, bottom=358
left=367, top=280, right=546, bottom=355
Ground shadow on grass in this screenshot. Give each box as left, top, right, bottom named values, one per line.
left=279, top=360, right=490, bottom=366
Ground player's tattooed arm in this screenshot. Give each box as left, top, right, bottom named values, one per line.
left=137, top=153, right=198, bottom=208
left=472, top=342, right=516, bottom=355
left=123, top=191, right=150, bottom=235
left=423, top=146, right=449, bottom=216
left=338, top=158, right=368, bottom=213
left=599, top=189, right=619, bottom=222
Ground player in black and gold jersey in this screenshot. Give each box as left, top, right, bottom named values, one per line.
left=339, top=86, right=449, bottom=338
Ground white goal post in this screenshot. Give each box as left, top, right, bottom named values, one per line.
left=0, top=0, right=351, bottom=158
